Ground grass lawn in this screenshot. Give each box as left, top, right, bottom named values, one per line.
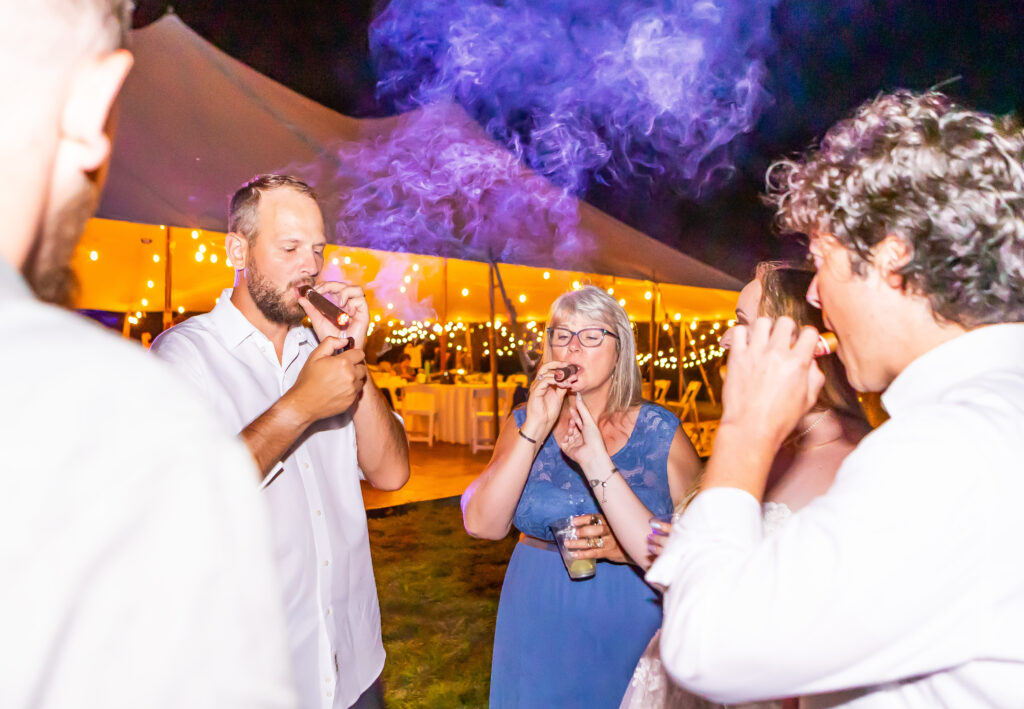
left=368, top=497, right=518, bottom=708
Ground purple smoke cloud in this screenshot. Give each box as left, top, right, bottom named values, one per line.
left=330, top=102, right=591, bottom=266
left=370, top=0, right=777, bottom=197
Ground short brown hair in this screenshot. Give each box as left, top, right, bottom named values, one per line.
left=228, top=174, right=319, bottom=244
left=755, top=261, right=867, bottom=423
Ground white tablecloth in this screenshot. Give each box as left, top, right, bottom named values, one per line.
left=418, top=383, right=518, bottom=444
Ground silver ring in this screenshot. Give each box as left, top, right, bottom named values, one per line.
left=596, top=537, right=604, bottom=548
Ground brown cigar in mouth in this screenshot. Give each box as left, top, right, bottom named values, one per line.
left=298, top=285, right=351, bottom=329
left=298, top=285, right=353, bottom=352
left=815, top=332, right=838, bottom=357
left=553, top=364, right=579, bottom=382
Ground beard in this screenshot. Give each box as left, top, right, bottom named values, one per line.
left=246, top=258, right=308, bottom=327
left=24, top=178, right=98, bottom=307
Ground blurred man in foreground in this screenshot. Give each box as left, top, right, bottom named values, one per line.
left=0, top=4, right=295, bottom=707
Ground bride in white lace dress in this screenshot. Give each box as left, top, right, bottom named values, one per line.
left=619, top=262, right=874, bottom=709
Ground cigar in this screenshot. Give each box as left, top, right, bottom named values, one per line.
left=298, top=285, right=351, bottom=329
left=815, top=332, right=838, bottom=357
left=298, top=285, right=354, bottom=353
left=553, top=364, right=579, bottom=382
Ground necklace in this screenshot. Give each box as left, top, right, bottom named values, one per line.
left=786, top=409, right=831, bottom=447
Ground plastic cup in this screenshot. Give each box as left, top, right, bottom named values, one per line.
left=549, top=516, right=597, bottom=580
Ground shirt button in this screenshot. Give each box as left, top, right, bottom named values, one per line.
left=304, top=462, right=310, bottom=469
left=325, top=607, right=332, bottom=617
left=323, top=559, right=330, bottom=566
left=316, top=509, right=322, bottom=517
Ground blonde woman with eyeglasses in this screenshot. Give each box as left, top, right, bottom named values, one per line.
left=462, top=285, right=701, bottom=708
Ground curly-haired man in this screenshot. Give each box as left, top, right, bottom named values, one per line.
left=648, top=90, right=1024, bottom=706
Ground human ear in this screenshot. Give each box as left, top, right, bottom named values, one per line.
left=875, top=234, right=913, bottom=289
left=225, top=232, right=248, bottom=273
left=58, top=49, right=133, bottom=174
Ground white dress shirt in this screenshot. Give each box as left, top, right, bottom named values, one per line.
left=152, top=289, right=385, bottom=709
left=647, top=323, right=1024, bottom=707
left=0, top=262, right=296, bottom=708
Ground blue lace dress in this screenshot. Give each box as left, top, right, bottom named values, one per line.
left=489, top=403, right=677, bottom=708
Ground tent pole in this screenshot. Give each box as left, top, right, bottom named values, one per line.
left=488, top=263, right=499, bottom=441
left=648, top=283, right=657, bottom=399
left=438, top=258, right=448, bottom=371
left=162, top=226, right=173, bottom=331
left=122, top=311, right=131, bottom=338
left=677, top=320, right=684, bottom=401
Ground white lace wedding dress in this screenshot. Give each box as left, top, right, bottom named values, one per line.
left=619, top=502, right=793, bottom=709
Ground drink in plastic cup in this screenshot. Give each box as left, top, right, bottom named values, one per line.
left=549, top=516, right=597, bottom=580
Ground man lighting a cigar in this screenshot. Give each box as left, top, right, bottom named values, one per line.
left=648, top=90, right=1024, bottom=705
left=152, top=174, right=410, bottom=709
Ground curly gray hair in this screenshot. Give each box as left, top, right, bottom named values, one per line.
left=767, top=89, right=1024, bottom=328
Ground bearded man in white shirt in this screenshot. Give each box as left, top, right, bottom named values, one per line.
left=1, top=3, right=296, bottom=708
left=648, top=90, right=1024, bottom=706
left=152, top=174, right=411, bottom=709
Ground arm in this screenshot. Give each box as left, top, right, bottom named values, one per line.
left=644, top=318, right=984, bottom=701
left=351, top=374, right=409, bottom=490
left=241, top=337, right=367, bottom=480
left=299, top=280, right=408, bottom=489
left=649, top=418, right=991, bottom=702
left=460, top=361, right=577, bottom=539
left=564, top=397, right=701, bottom=568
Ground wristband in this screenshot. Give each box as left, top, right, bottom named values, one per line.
left=517, top=427, right=538, bottom=444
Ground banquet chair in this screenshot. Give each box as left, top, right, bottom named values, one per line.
left=670, top=380, right=702, bottom=424
left=471, top=387, right=513, bottom=454
left=653, top=379, right=671, bottom=405
left=401, top=384, right=438, bottom=447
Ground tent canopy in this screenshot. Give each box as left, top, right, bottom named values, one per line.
left=72, top=220, right=739, bottom=324
left=98, top=14, right=741, bottom=294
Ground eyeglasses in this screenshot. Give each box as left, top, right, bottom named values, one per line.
left=546, top=327, right=619, bottom=348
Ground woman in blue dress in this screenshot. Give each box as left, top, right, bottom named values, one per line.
left=462, top=285, right=701, bottom=708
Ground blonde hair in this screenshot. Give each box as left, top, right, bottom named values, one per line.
left=545, top=285, right=642, bottom=414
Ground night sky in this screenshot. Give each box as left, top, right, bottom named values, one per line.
left=134, top=0, right=1024, bottom=279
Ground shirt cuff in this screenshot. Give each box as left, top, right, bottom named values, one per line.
left=259, top=462, right=285, bottom=490
left=646, top=487, right=763, bottom=588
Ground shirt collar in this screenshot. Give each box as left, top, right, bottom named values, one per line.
left=208, top=288, right=316, bottom=350
left=881, top=323, right=1024, bottom=415
left=0, top=256, right=34, bottom=302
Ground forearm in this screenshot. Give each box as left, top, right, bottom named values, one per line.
left=582, top=455, right=659, bottom=567
left=700, top=423, right=777, bottom=501
left=461, top=423, right=540, bottom=539
left=352, top=378, right=410, bottom=490
left=240, top=393, right=312, bottom=480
